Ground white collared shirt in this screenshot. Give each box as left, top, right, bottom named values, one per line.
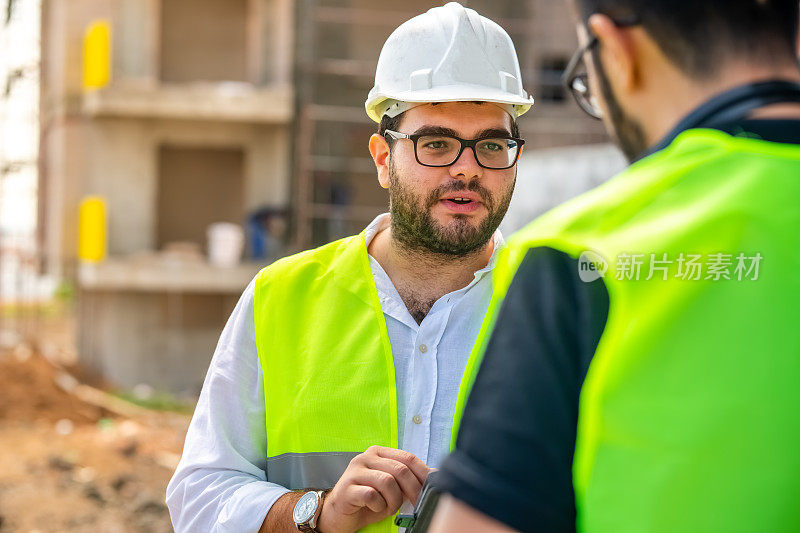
left=166, top=214, right=503, bottom=533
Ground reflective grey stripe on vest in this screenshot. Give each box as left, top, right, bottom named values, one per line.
left=266, top=452, right=360, bottom=489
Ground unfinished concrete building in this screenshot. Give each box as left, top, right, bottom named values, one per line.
left=39, top=0, right=614, bottom=395
left=40, top=0, right=293, bottom=394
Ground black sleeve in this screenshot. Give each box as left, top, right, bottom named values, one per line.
left=434, top=247, right=610, bottom=532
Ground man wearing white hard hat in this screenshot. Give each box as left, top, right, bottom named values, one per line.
left=166, top=3, right=533, bottom=532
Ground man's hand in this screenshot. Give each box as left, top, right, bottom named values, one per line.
left=317, top=446, right=431, bottom=533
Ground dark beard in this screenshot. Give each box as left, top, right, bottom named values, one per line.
left=593, top=49, right=649, bottom=163
left=388, top=162, right=514, bottom=256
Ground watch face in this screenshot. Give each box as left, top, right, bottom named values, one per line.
left=293, top=491, right=319, bottom=524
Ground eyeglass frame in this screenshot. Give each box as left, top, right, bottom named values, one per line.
left=382, top=129, right=525, bottom=170
left=561, top=15, right=641, bottom=120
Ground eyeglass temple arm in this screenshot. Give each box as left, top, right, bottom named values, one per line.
left=561, top=36, right=597, bottom=87
left=561, top=13, right=640, bottom=87
left=383, top=130, right=410, bottom=140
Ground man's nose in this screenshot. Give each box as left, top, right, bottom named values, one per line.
left=448, top=145, right=483, bottom=182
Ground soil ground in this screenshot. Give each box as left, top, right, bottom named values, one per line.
left=0, top=347, right=190, bottom=532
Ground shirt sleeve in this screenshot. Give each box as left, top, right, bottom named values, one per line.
left=166, top=278, right=291, bottom=533
left=434, top=247, right=610, bottom=533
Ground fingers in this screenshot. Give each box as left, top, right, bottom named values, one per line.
left=347, top=467, right=404, bottom=512
left=359, top=455, right=423, bottom=504
left=369, top=446, right=431, bottom=485
left=344, top=483, right=388, bottom=514
left=326, top=446, right=432, bottom=526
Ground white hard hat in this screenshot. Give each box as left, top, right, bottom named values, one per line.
left=365, top=2, right=534, bottom=123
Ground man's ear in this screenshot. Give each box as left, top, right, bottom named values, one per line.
left=589, top=13, right=637, bottom=92
left=369, top=133, right=391, bottom=189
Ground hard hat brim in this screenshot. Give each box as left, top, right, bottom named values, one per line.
left=365, top=86, right=534, bottom=123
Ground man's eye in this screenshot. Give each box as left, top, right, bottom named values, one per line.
left=480, top=141, right=506, bottom=152
left=423, top=140, right=449, bottom=150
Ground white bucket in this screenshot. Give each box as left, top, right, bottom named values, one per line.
left=207, top=222, right=244, bottom=267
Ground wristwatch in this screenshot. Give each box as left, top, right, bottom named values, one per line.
left=293, top=490, right=326, bottom=532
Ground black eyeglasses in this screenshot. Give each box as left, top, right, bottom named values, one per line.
left=561, top=15, right=640, bottom=120
left=383, top=129, right=525, bottom=170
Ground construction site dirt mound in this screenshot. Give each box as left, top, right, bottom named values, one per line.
left=0, top=347, right=191, bottom=532
left=0, top=348, right=108, bottom=424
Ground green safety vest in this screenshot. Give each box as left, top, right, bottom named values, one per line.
left=454, top=128, right=800, bottom=532
left=254, top=231, right=474, bottom=532
left=254, top=233, right=396, bottom=532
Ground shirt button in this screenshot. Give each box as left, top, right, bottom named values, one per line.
left=412, top=415, right=422, bottom=424
left=418, top=344, right=427, bottom=353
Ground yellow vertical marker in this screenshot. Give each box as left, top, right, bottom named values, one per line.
left=78, top=197, right=107, bottom=263
left=83, top=20, right=111, bottom=90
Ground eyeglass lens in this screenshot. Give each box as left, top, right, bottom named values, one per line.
left=416, top=136, right=520, bottom=169
left=571, top=74, right=602, bottom=119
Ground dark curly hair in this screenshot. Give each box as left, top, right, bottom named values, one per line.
left=574, top=0, right=799, bottom=79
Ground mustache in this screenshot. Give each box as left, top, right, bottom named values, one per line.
left=425, top=180, right=493, bottom=210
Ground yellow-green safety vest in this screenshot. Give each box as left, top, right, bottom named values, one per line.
left=254, top=231, right=480, bottom=532
left=454, top=128, right=800, bottom=532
